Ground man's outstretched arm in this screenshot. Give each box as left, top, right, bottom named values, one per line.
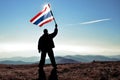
left=55, top=24, right=58, bottom=28
left=50, top=24, right=58, bottom=38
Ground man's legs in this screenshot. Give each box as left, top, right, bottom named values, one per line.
left=48, top=49, right=57, bottom=68
left=39, top=51, right=46, bottom=69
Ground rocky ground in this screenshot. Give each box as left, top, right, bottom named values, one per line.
left=0, top=61, right=120, bottom=80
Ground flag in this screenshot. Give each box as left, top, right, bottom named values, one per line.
left=30, top=4, right=54, bottom=27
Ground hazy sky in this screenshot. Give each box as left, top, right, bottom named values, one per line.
left=0, top=0, right=120, bottom=58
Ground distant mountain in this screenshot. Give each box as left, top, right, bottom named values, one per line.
left=0, top=55, right=120, bottom=64
left=0, top=60, right=32, bottom=64
left=46, top=57, right=78, bottom=64
left=0, top=56, right=39, bottom=62
left=108, top=55, right=120, bottom=60
left=65, top=55, right=119, bottom=62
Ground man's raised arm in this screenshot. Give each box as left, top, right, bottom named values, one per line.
left=50, top=24, right=58, bottom=38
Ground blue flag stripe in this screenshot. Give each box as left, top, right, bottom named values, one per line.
left=33, top=12, right=52, bottom=25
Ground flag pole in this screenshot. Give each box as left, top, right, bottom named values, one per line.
left=50, top=10, right=57, bottom=25
left=48, top=4, right=57, bottom=25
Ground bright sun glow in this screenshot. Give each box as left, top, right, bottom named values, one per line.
left=0, top=43, right=120, bottom=55
left=55, top=45, right=120, bottom=54
left=55, top=45, right=102, bottom=53
left=0, top=43, right=36, bottom=53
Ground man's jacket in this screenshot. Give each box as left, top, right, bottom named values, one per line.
left=38, top=28, right=58, bottom=51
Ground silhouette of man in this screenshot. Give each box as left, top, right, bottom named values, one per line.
left=38, top=24, right=58, bottom=69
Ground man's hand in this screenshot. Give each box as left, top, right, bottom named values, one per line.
left=55, top=24, right=58, bottom=28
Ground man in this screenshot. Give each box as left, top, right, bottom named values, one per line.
left=38, top=24, right=58, bottom=69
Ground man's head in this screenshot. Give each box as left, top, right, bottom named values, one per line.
left=43, top=29, right=48, bottom=34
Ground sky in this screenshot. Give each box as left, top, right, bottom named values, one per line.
left=0, top=0, right=120, bottom=58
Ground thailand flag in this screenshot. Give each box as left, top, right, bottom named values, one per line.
left=30, top=4, right=54, bottom=27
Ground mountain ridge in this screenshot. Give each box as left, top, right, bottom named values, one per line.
left=0, top=55, right=120, bottom=64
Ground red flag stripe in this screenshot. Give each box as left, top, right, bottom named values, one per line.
left=39, top=18, right=54, bottom=27
left=30, top=7, right=47, bottom=22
